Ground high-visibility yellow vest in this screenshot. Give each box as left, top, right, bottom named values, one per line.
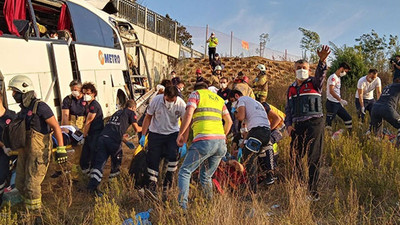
left=209, top=37, right=218, bottom=48
left=192, top=89, right=225, bottom=138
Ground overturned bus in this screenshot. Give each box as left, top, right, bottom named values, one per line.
left=0, top=0, right=135, bottom=119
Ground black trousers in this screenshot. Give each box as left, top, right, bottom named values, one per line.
left=290, top=117, right=324, bottom=194
left=80, top=132, right=100, bottom=174
left=87, top=135, right=122, bottom=190
left=146, top=131, right=179, bottom=189
left=326, top=100, right=352, bottom=129
left=0, top=151, right=9, bottom=205
left=355, top=98, right=375, bottom=123
left=208, top=47, right=216, bottom=63
left=371, top=103, right=400, bottom=134
left=242, top=126, right=271, bottom=194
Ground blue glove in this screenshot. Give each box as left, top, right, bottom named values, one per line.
left=237, top=147, right=243, bottom=163
left=231, top=107, right=236, bottom=114
left=139, top=135, right=145, bottom=147
left=125, top=141, right=135, bottom=149
left=179, top=143, right=187, bottom=158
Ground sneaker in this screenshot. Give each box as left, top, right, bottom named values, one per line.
left=264, top=174, right=275, bottom=185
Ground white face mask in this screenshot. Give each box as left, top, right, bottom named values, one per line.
left=339, top=71, right=347, bottom=77
left=220, top=83, right=227, bottom=89
left=165, top=100, right=174, bottom=109
left=83, top=94, right=92, bottom=102
left=296, top=69, right=309, bottom=81
left=240, top=127, right=248, bottom=133
left=71, top=91, right=80, bottom=97
left=179, top=87, right=184, bottom=92
left=231, top=100, right=238, bottom=108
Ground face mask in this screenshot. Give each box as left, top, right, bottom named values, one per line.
left=165, top=100, right=174, bottom=109
left=71, top=91, right=80, bottom=97
left=179, top=87, right=184, bottom=92
left=231, top=100, right=238, bottom=108
left=83, top=94, right=92, bottom=102
left=296, top=69, right=309, bottom=81
left=220, top=83, right=227, bottom=89
left=13, top=92, right=23, bottom=103
left=240, top=127, right=248, bottom=133
left=339, top=71, right=347, bottom=77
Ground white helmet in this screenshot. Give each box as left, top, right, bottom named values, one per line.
left=215, top=65, right=222, bottom=71
left=8, top=75, right=34, bottom=93
left=257, top=64, right=266, bottom=72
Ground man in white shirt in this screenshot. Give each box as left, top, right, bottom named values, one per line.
left=229, top=90, right=271, bottom=194
left=141, top=86, right=187, bottom=198
left=326, top=62, right=352, bottom=132
left=355, top=69, right=382, bottom=123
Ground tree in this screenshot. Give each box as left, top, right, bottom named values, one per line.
left=355, top=29, right=387, bottom=71
left=166, top=14, right=193, bottom=48
left=298, top=27, right=320, bottom=63
left=328, top=43, right=368, bottom=87
left=255, top=33, right=269, bottom=57
left=388, top=34, right=400, bottom=60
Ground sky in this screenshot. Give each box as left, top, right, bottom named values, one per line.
left=139, top=0, right=400, bottom=59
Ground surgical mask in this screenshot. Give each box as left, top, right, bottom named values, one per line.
left=71, top=91, right=80, bottom=97
left=240, top=127, right=248, bottom=133
left=367, top=77, right=375, bottom=83
left=296, top=69, right=309, bottom=81
left=165, top=100, right=174, bottom=109
left=231, top=100, right=238, bottom=108
left=179, top=87, right=184, bottom=92
left=13, top=92, right=23, bottom=103
left=220, top=83, right=227, bottom=89
left=83, top=94, right=92, bottom=102
left=339, top=71, right=347, bottom=77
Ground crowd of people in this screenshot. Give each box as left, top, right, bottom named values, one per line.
left=1, top=46, right=400, bottom=214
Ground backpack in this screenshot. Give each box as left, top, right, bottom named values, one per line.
left=3, top=100, right=41, bottom=150
left=128, top=146, right=149, bottom=188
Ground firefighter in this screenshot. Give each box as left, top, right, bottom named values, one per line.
left=233, top=71, right=255, bottom=99
left=229, top=90, right=271, bottom=194
left=195, top=68, right=204, bottom=83
left=61, top=80, right=86, bottom=131
left=141, top=86, right=186, bottom=199
left=284, top=45, right=330, bottom=201
left=210, top=65, right=222, bottom=87
left=0, top=91, right=16, bottom=206
left=253, top=64, right=269, bottom=102
left=87, top=99, right=141, bottom=195
left=9, top=75, right=65, bottom=210
left=80, top=82, right=104, bottom=176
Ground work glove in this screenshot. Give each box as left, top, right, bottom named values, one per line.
left=125, top=141, right=135, bottom=149
left=179, top=143, right=187, bottom=158
left=339, top=99, right=348, bottom=106
left=361, top=107, right=366, bottom=114
left=139, top=135, right=146, bottom=147
left=231, top=107, right=236, bottom=114
left=2, top=146, right=11, bottom=156
left=55, top=146, right=68, bottom=164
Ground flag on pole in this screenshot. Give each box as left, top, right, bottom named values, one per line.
left=241, top=40, right=249, bottom=50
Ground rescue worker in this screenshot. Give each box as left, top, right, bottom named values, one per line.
left=259, top=102, right=286, bottom=185
left=87, top=100, right=141, bottom=195
left=326, top=62, right=352, bottom=132
left=80, top=82, right=104, bottom=176
left=9, top=75, right=66, bottom=210
left=176, top=81, right=185, bottom=99
left=0, top=91, right=16, bottom=206
left=355, top=69, right=381, bottom=123
left=391, top=55, right=400, bottom=82
left=284, top=45, right=330, bottom=201
left=253, top=64, right=269, bottom=102
left=61, top=80, right=86, bottom=130
left=210, top=65, right=222, bottom=87
left=210, top=53, right=222, bottom=72
left=177, top=82, right=232, bottom=209
left=229, top=90, right=270, bottom=194
left=206, top=32, right=219, bottom=63
left=171, top=71, right=181, bottom=86
left=217, top=77, right=231, bottom=101
left=195, top=68, right=204, bottom=83
left=371, top=78, right=400, bottom=146
left=141, top=86, right=186, bottom=198
left=233, top=71, right=255, bottom=99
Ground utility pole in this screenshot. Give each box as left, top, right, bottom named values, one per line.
left=230, top=31, right=233, bottom=57
left=205, top=25, right=209, bottom=59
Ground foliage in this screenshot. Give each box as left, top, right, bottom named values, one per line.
left=298, top=27, right=320, bottom=63
left=328, top=43, right=368, bottom=87
left=255, top=33, right=270, bottom=57
left=355, top=30, right=388, bottom=71
left=165, top=14, right=193, bottom=48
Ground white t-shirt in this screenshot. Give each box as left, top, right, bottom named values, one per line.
left=355, top=76, right=381, bottom=100
left=147, top=94, right=186, bottom=135
left=237, top=96, right=270, bottom=131
left=326, top=74, right=341, bottom=103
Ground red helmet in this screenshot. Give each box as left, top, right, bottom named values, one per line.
left=243, top=76, right=249, bottom=83
left=196, top=68, right=202, bottom=74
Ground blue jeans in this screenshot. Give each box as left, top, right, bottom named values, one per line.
left=178, top=139, right=227, bottom=209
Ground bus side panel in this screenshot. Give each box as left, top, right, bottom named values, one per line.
left=74, top=44, right=128, bottom=71
left=51, top=44, right=74, bottom=107
left=94, top=70, right=114, bottom=117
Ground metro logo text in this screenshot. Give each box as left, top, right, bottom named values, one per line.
left=98, top=50, right=121, bottom=65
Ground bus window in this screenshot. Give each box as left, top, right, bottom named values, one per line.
left=66, top=2, right=121, bottom=49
